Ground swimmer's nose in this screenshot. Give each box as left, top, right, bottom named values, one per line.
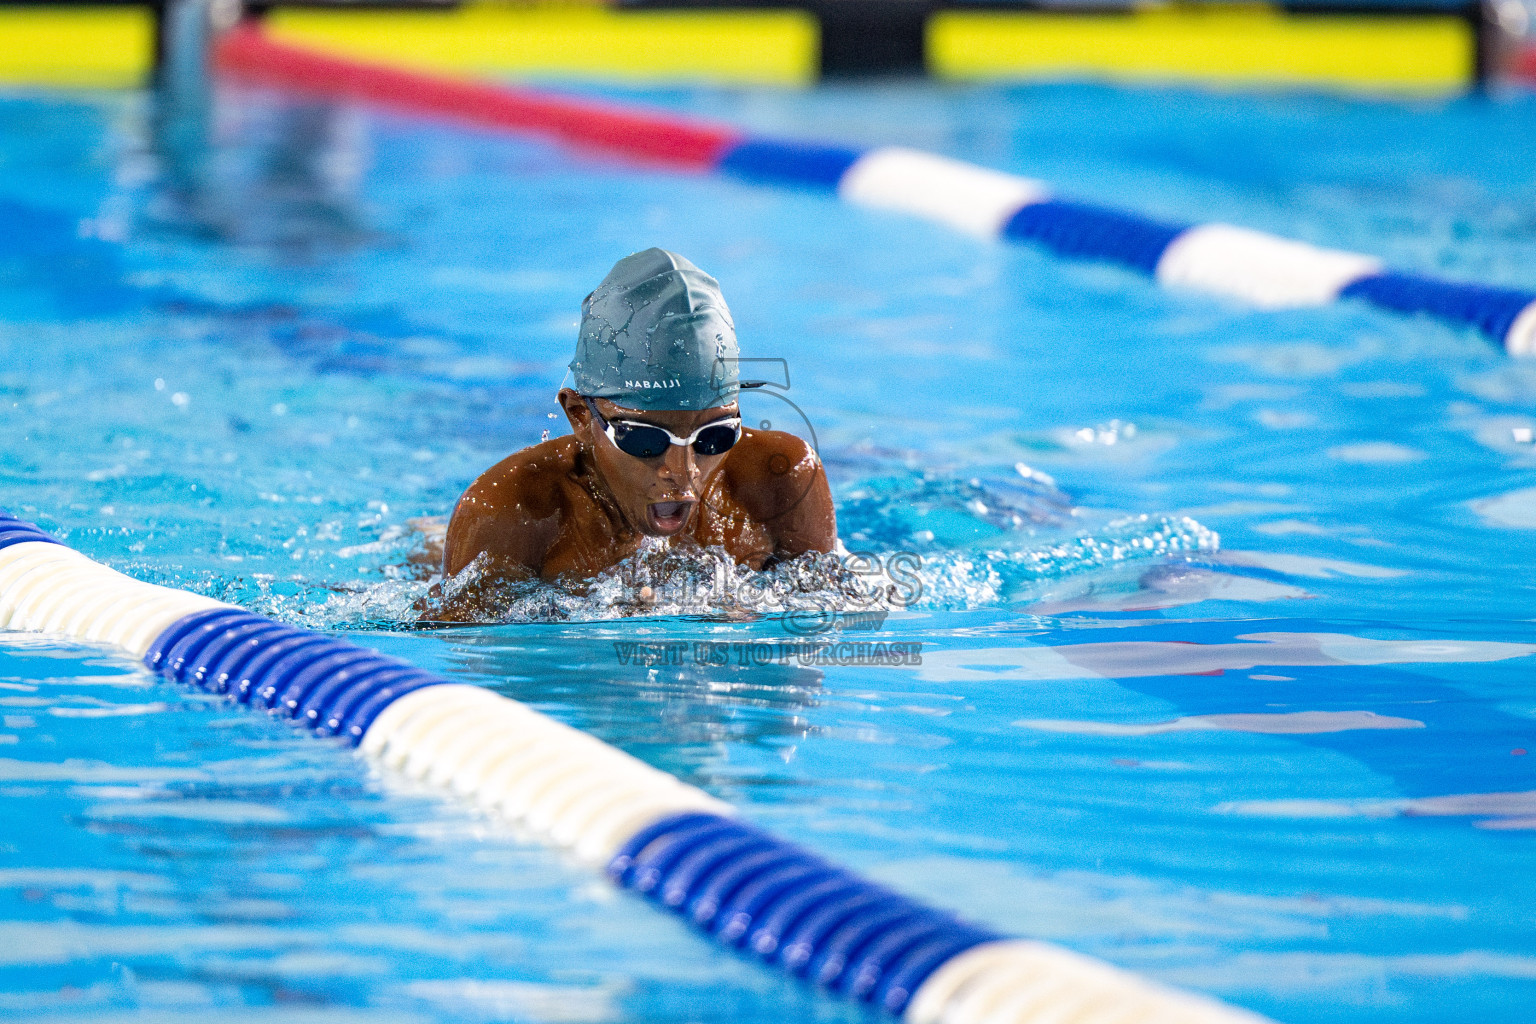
left=657, top=441, right=698, bottom=484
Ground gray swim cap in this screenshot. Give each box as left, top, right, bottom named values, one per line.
left=570, top=248, right=739, bottom=411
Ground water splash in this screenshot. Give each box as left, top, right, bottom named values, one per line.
left=418, top=539, right=881, bottom=626
left=111, top=468, right=1214, bottom=629
left=913, top=513, right=1218, bottom=609
left=152, top=518, right=1214, bottom=632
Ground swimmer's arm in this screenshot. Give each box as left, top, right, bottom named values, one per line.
left=770, top=460, right=836, bottom=558
left=751, top=433, right=837, bottom=558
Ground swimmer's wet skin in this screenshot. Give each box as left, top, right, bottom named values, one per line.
left=431, top=249, right=836, bottom=621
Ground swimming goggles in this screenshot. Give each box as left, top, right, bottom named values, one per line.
left=583, top=397, right=741, bottom=459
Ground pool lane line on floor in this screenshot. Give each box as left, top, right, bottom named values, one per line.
left=0, top=509, right=1269, bottom=1024
left=212, top=22, right=1536, bottom=358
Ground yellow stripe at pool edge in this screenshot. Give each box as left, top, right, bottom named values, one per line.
left=266, top=5, right=818, bottom=86
left=0, top=3, right=1470, bottom=93
left=0, top=4, right=815, bottom=88
left=0, top=8, right=152, bottom=88
left=930, top=8, right=1473, bottom=94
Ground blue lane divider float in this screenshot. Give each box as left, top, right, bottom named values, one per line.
left=0, top=510, right=64, bottom=549
left=0, top=512, right=1268, bottom=1024
left=717, top=139, right=1536, bottom=356
left=610, top=810, right=1003, bottom=1014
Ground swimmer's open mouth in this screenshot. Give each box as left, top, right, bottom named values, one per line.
left=646, top=500, right=694, bottom=534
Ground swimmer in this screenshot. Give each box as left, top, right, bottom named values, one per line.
left=427, top=248, right=836, bottom=621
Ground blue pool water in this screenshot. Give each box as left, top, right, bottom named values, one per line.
left=2, top=78, right=1536, bottom=1023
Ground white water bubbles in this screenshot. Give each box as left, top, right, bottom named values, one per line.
left=391, top=514, right=1218, bottom=627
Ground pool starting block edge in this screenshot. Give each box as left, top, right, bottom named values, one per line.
left=213, top=24, right=1536, bottom=358
left=0, top=512, right=1272, bottom=1023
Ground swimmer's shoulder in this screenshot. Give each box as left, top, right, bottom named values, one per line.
left=721, top=429, right=833, bottom=549
left=726, top=428, right=822, bottom=490
left=458, top=437, right=580, bottom=516
left=445, top=437, right=579, bottom=574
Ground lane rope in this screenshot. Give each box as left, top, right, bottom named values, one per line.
left=212, top=22, right=1536, bottom=357
left=0, top=510, right=1269, bottom=1023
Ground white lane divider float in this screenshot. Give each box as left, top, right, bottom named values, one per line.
left=839, top=147, right=1053, bottom=240
left=1153, top=223, right=1384, bottom=309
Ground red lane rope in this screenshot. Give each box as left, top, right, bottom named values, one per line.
left=212, top=24, right=744, bottom=169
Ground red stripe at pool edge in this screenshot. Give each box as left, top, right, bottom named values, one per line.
left=1516, top=46, right=1536, bottom=83
left=212, top=24, right=744, bottom=169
